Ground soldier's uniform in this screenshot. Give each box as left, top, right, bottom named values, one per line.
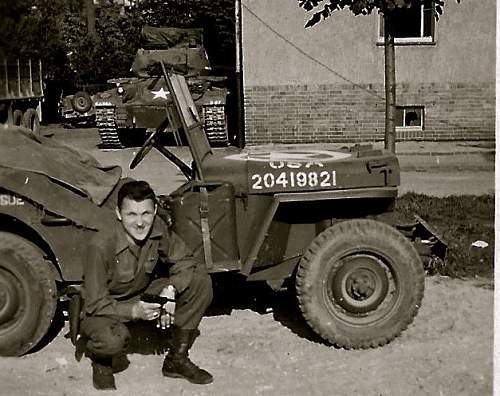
left=81, top=216, right=213, bottom=388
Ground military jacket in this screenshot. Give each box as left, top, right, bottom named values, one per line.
left=83, top=217, right=195, bottom=320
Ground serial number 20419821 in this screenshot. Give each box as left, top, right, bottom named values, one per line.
left=251, top=170, right=337, bottom=190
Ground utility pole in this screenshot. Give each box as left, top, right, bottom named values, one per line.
left=235, top=0, right=245, bottom=148
left=383, top=11, right=396, bottom=153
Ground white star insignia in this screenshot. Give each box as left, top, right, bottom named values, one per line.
left=151, top=87, right=170, bottom=100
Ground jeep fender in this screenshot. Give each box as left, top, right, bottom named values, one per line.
left=242, top=187, right=398, bottom=282
left=0, top=213, right=62, bottom=282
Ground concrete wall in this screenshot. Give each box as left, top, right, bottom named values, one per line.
left=241, top=0, right=495, bottom=143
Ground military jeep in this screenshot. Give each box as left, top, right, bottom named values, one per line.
left=0, top=69, right=443, bottom=357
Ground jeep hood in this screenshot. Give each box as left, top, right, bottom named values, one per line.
left=203, top=146, right=400, bottom=195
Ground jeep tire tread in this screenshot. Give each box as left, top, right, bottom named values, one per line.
left=72, top=91, right=92, bottom=113
left=296, top=219, right=424, bottom=349
left=0, top=232, right=57, bottom=356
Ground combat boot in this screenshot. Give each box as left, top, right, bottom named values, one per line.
left=162, top=328, right=213, bottom=384
left=92, top=358, right=116, bottom=390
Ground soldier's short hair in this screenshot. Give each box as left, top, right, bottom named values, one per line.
left=117, top=180, right=156, bottom=209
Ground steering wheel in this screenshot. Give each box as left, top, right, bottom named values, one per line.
left=130, top=128, right=161, bottom=169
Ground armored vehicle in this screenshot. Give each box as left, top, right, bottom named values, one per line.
left=0, top=70, right=444, bottom=357
left=95, top=26, right=228, bottom=149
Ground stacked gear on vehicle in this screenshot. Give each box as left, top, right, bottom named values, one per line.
left=94, top=26, right=229, bottom=149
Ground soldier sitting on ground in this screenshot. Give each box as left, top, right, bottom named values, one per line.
left=80, top=180, right=213, bottom=390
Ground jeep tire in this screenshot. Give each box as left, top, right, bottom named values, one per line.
left=0, top=232, right=57, bottom=356
left=72, top=91, right=92, bottom=113
left=296, top=219, right=424, bottom=349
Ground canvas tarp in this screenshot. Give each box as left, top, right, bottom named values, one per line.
left=0, top=126, right=121, bottom=228
left=131, top=47, right=210, bottom=78
left=140, top=26, right=203, bottom=49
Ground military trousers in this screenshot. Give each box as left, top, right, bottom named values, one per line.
left=80, top=270, right=213, bottom=359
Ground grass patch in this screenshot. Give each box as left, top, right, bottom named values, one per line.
left=394, top=193, right=494, bottom=279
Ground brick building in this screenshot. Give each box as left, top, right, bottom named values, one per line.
left=240, top=0, right=495, bottom=144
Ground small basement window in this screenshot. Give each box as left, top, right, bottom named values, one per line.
left=395, top=106, right=424, bottom=129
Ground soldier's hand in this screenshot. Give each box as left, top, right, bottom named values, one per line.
left=132, top=301, right=161, bottom=321
left=159, top=285, right=176, bottom=329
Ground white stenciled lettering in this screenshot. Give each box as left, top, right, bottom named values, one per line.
left=251, top=174, right=263, bottom=190
left=269, top=161, right=325, bottom=170
left=308, top=172, right=318, bottom=187
left=296, top=172, right=307, bottom=187
left=263, top=173, right=275, bottom=188
left=269, top=161, right=285, bottom=169
left=276, top=172, right=288, bottom=188
left=304, top=161, right=325, bottom=168
left=250, top=171, right=337, bottom=191
left=0, top=194, right=24, bottom=206
left=320, top=171, right=330, bottom=187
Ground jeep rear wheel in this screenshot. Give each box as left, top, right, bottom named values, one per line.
left=296, top=219, right=424, bottom=349
left=0, top=232, right=57, bottom=356
left=72, top=91, right=92, bottom=113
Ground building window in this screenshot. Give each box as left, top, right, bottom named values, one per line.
left=396, top=106, right=424, bottom=129
left=378, top=0, right=435, bottom=45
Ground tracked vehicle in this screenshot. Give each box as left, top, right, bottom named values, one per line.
left=0, top=69, right=445, bottom=356
left=94, top=26, right=228, bottom=149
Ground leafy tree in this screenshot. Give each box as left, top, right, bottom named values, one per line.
left=0, top=0, right=71, bottom=81
left=298, top=0, right=459, bottom=152
left=63, top=3, right=142, bottom=86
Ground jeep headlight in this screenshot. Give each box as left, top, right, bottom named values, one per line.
left=117, top=86, right=124, bottom=95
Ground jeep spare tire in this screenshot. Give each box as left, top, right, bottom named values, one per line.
left=72, top=91, right=92, bottom=113
left=0, top=232, right=57, bottom=356
left=296, top=219, right=424, bottom=349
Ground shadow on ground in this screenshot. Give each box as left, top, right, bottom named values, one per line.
left=209, top=274, right=326, bottom=345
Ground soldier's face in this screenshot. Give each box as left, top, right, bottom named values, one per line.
left=116, top=197, right=156, bottom=244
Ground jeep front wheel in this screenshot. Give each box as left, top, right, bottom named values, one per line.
left=296, top=219, right=424, bottom=349
left=0, top=232, right=57, bottom=356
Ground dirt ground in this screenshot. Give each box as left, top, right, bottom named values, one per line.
left=0, top=126, right=494, bottom=395
left=0, top=277, right=493, bottom=396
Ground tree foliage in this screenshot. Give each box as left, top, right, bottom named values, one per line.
left=0, top=0, right=71, bottom=80
left=298, top=0, right=458, bottom=27
left=0, top=0, right=235, bottom=88
left=63, top=4, right=142, bottom=85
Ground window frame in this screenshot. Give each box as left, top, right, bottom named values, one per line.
left=377, top=2, right=436, bottom=46
left=395, top=105, right=425, bottom=130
